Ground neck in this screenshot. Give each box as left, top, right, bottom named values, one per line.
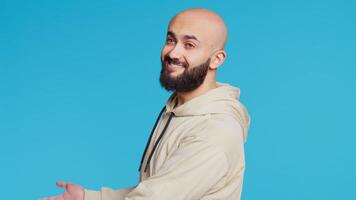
left=175, top=78, right=218, bottom=107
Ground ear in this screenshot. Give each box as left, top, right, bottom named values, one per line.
left=210, top=50, right=227, bottom=70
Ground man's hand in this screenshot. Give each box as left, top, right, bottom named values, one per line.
left=41, top=181, right=84, bottom=200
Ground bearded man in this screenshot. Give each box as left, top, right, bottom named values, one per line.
left=43, top=8, right=250, bottom=200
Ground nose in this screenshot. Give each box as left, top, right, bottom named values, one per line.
left=167, top=43, right=184, bottom=60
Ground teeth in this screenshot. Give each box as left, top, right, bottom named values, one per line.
left=166, top=61, right=182, bottom=66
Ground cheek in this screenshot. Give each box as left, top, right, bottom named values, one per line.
left=188, top=54, right=208, bottom=67
left=184, top=51, right=206, bottom=66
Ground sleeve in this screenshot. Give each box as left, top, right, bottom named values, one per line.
left=124, top=136, right=229, bottom=200
left=84, top=187, right=133, bottom=200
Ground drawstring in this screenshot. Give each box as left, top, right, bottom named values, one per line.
left=144, top=112, right=174, bottom=172
left=138, top=101, right=177, bottom=173
left=138, top=106, right=166, bottom=172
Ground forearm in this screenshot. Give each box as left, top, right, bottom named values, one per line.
left=85, top=187, right=134, bottom=200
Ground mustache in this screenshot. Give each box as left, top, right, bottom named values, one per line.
left=163, top=55, right=189, bottom=68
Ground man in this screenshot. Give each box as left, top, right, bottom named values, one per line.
left=43, top=8, right=250, bottom=200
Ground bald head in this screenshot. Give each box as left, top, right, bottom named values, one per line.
left=169, top=8, right=228, bottom=50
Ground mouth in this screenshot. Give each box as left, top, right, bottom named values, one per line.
left=166, top=63, right=184, bottom=73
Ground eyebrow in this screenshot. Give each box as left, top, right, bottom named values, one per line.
left=167, top=31, right=200, bottom=42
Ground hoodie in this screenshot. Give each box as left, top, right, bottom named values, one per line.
left=85, top=82, right=251, bottom=200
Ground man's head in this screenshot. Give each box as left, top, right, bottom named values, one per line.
left=160, top=8, right=228, bottom=92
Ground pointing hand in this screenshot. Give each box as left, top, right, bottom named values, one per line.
left=41, top=181, right=84, bottom=200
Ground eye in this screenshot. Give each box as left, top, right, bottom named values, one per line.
left=185, top=43, right=195, bottom=49
left=166, top=38, right=175, bottom=45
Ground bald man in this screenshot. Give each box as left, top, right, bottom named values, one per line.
left=43, top=8, right=250, bottom=200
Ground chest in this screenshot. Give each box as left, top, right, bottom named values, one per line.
left=141, top=114, right=207, bottom=179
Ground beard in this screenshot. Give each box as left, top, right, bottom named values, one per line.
left=160, top=55, right=210, bottom=93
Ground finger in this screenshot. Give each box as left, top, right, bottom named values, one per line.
left=56, top=181, right=67, bottom=189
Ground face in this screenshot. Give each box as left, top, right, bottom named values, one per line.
left=160, top=16, right=215, bottom=92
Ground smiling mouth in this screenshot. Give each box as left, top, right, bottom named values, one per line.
left=167, top=63, right=185, bottom=73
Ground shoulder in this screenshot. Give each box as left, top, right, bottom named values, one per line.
left=191, top=114, right=245, bottom=166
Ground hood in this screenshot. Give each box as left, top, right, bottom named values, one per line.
left=165, top=82, right=251, bottom=142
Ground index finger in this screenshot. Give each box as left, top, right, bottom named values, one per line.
left=56, top=181, right=67, bottom=189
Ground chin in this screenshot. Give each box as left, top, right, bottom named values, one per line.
left=168, top=73, right=178, bottom=79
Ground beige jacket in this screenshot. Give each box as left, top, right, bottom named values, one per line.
left=85, top=83, right=250, bottom=200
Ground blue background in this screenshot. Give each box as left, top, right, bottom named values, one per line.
left=0, top=0, right=355, bottom=199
